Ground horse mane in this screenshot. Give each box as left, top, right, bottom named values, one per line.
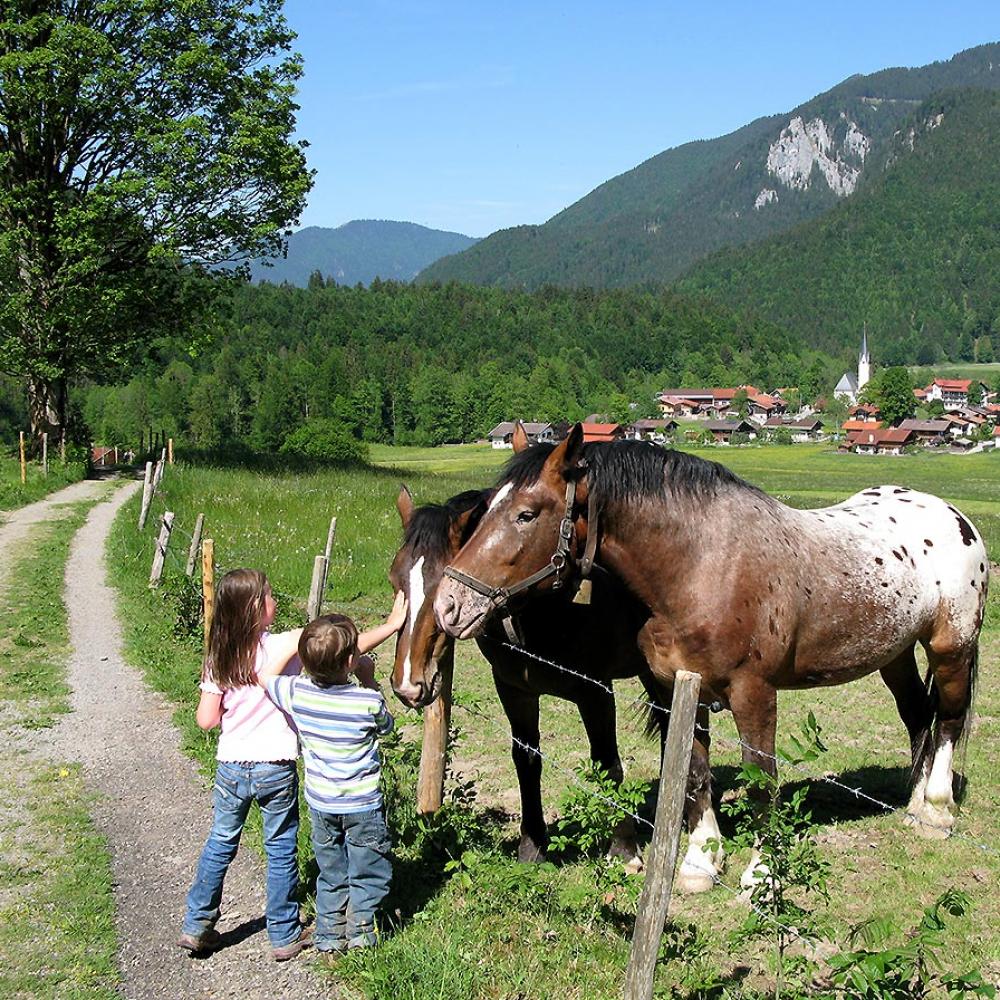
left=500, top=439, right=766, bottom=507
left=403, top=489, right=489, bottom=561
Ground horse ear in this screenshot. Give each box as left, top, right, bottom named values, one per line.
left=396, top=485, right=414, bottom=528
left=448, top=491, right=490, bottom=552
left=542, top=422, right=585, bottom=486
left=512, top=421, right=530, bottom=453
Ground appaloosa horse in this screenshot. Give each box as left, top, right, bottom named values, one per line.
left=435, top=424, right=989, bottom=889
left=388, top=477, right=671, bottom=871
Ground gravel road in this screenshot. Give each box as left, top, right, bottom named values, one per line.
left=43, top=480, right=333, bottom=999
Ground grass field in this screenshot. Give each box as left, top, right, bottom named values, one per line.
left=0, top=453, right=88, bottom=513
left=110, top=442, right=1000, bottom=998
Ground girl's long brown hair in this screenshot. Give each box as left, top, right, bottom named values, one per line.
left=204, top=569, right=269, bottom=689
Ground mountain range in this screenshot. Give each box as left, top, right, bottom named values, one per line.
left=416, top=43, right=1000, bottom=360
left=250, top=220, right=477, bottom=287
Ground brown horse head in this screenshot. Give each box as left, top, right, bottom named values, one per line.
left=435, top=424, right=590, bottom=639
left=389, top=485, right=490, bottom=706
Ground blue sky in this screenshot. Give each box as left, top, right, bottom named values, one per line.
left=284, top=1, right=1000, bottom=238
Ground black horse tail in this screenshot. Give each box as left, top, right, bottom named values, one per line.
left=635, top=674, right=670, bottom=744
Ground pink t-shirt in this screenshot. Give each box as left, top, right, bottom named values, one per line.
left=200, top=631, right=301, bottom=763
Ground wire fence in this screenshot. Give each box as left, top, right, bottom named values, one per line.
left=135, top=464, right=1000, bottom=868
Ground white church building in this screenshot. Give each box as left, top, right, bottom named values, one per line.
left=834, top=327, right=872, bottom=405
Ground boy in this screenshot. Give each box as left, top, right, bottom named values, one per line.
left=261, top=592, right=407, bottom=958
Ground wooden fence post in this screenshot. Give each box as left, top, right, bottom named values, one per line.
left=149, top=511, right=175, bottom=587
left=138, top=461, right=154, bottom=529
left=624, top=670, right=702, bottom=1000
left=185, top=513, right=205, bottom=577
left=168, top=437, right=174, bottom=464
left=417, top=646, right=454, bottom=814
left=307, top=554, right=327, bottom=620
left=60, top=428, right=66, bottom=464
left=154, top=447, right=166, bottom=488
left=19, top=431, right=26, bottom=484
left=321, top=516, right=337, bottom=596
left=41, top=432, right=48, bottom=476
left=202, top=539, right=215, bottom=652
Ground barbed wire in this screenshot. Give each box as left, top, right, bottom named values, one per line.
left=478, top=636, right=999, bottom=859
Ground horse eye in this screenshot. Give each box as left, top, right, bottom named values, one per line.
left=516, top=510, right=537, bottom=524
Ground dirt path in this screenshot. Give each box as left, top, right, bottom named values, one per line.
left=47, top=482, right=333, bottom=999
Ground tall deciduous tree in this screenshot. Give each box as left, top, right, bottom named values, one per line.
left=0, top=0, right=312, bottom=436
left=861, top=366, right=916, bottom=425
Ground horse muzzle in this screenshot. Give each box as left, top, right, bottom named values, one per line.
left=434, top=576, right=491, bottom=639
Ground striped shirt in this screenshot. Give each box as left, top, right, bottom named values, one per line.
left=266, top=675, right=394, bottom=814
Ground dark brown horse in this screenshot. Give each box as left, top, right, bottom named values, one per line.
left=388, top=474, right=673, bottom=871
left=435, top=424, right=989, bottom=887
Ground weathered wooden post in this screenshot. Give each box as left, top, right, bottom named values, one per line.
left=417, top=645, right=454, bottom=814
left=168, top=437, right=174, bottom=464
left=60, top=428, right=66, bottom=464
left=138, top=462, right=154, bottom=529
left=202, top=539, right=215, bottom=653
left=185, top=513, right=205, bottom=577
left=307, top=554, right=327, bottom=620
left=19, top=431, right=26, bottom=484
left=624, top=670, right=702, bottom=1000
left=41, top=432, right=48, bottom=476
left=149, top=511, right=175, bottom=587
left=321, top=516, right=337, bottom=596
left=153, top=447, right=166, bottom=488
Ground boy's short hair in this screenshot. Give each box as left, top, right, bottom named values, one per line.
left=299, top=614, right=358, bottom=687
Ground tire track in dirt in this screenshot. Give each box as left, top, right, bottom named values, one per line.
left=51, top=481, right=334, bottom=1000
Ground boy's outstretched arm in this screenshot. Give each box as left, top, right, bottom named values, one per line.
left=255, top=627, right=304, bottom=688
left=356, top=591, right=408, bottom=654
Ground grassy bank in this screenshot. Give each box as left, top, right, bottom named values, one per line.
left=0, top=499, right=119, bottom=999
left=107, top=445, right=1000, bottom=998
left=0, top=454, right=88, bottom=513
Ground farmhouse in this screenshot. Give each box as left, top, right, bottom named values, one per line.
left=845, top=427, right=914, bottom=455
left=581, top=422, right=625, bottom=443
left=487, top=422, right=553, bottom=449
left=841, top=419, right=884, bottom=434
left=848, top=403, right=881, bottom=422
left=924, top=378, right=975, bottom=406
left=898, top=419, right=952, bottom=445
left=763, top=416, right=824, bottom=441
left=703, top=419, right=757, bottom=444
left=626, top=418, right=678, bottom=442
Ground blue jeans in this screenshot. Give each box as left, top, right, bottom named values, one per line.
left=309, top=807, right=392, bottom=950
left=183, top=761, right=301, bottom=947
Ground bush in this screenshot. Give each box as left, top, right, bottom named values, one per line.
left=279, top=419, right=369, bottom=464
left=770, top=427, right=793, bottom=446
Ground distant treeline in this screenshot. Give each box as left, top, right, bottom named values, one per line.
left=70, top=280, right=840, bottom=451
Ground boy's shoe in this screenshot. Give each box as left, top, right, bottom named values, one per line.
left=176, top=928, right=222, bottom=954
left=315, top=945, right=347, bottom=968
left=272, top=924, right=314, bottom=962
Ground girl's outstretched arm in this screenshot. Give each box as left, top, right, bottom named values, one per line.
left=256, top=627, right=304, bottom=687
left=196, top=690, right=224, bottom=730
left=357, top=591, right=408, bottom=654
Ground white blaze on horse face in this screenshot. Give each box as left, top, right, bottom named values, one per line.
left=400, top=556, right=426, bottom=692
left=488, top=482, right=513, bottom=512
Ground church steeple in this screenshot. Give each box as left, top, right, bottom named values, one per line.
left=858, top=323, right=871, bottom=391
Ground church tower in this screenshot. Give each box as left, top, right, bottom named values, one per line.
left=858, top=323, right=871, bottom=392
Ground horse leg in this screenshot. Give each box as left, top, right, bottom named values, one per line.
left=905, top=640, right=977, bottom=839
left=676, top=704, right=725, bottom=894
left=575, top=686, right=642, bottom=874
left=493, top=673, right=547, bottom=862
left=879, top=646, right=934, bottom=777
left=728, top=675, right=778, bottom=890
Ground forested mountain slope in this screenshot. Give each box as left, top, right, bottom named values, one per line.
left=677, top=89, right=1000, bottom=363
left=418, top=43, right=1000, bottom=290
left=249, top=220, right=477, bottom=287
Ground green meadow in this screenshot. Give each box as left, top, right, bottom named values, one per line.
left=110, top=442, right=1000, bottom=998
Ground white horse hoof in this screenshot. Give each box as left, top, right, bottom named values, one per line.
left=903, top=807, right=954, bottom=840
left=676, top=867, right=716, bottom=894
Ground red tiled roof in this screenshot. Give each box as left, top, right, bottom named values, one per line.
left=842, top=419, right=884, bottom=432
left=933, top=379, right=972, bottom=391
left=848, top=428, right=913, bottom=447
left=582, top=422, right=621, bottom=442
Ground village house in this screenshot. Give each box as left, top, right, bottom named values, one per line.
left=763, top=416, right=824, bottom=442
left=922, top=378, right=988, bottom=407
left=841, top=419, right=884, bottom=435
left=845, top=427, right=914, bottom=455
left=848, top=403, right=881, bottom=423
left=581, top=422, right=625, bottom=443
left=898, top=419, right=952, bottom=446
left=703, top=419, right=757, bottom=444
left=487, top=421, right=553, bottom=449
left=626, top=418, right=678, bottom=442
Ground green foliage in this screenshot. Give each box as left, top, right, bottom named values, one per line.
left=770, top=427, right=794, bottom=445
left=0, top=0, right=311, bottom=429
left=547, top=762, right=650, bottom=860
left=279, top=419, right=370, bottom=464
left=860, top=367, right=916, bottom=425
left=825, top=891, right=996, bottom=1000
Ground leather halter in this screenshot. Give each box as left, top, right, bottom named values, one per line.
left=442, top=473, right=599, bottom=642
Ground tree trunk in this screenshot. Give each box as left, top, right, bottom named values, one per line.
left=27, top=376, right=60, bottom=442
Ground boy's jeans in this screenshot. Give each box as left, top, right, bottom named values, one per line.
left=309, top=807, right=392, bottom=950
left=183, top=761, right=301, bottom=947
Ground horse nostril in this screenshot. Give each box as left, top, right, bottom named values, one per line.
left=440, top=592, right=459, bottom=627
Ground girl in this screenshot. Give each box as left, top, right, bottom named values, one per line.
left=178, top=568, right=311, bottom=962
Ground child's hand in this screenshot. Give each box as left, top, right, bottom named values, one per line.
left=386, top=590, right=408, bottom=632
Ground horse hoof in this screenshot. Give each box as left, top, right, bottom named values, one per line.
left=676, top=866, right=716, bottom=894
left=517, top=843, right=547, bottom=863
left=903, top=809, right=953, bottom=840
left=621, top=855, right=644, bottom=876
